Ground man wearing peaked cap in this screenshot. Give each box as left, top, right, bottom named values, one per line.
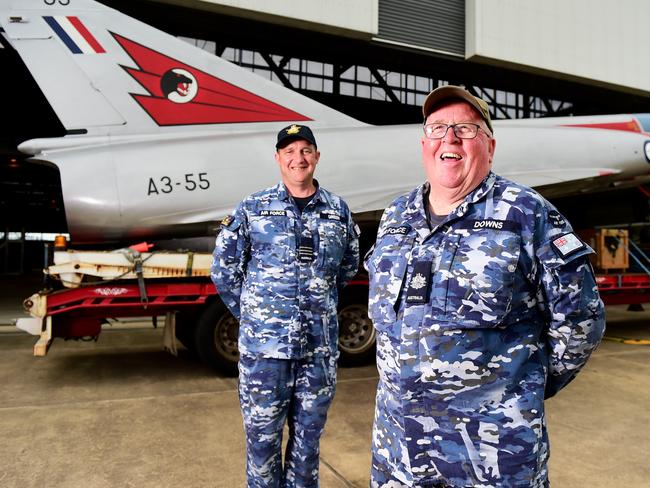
left=365, top=85, right=605, bottom=487
left=421, top=85, right=494, bottom=133
left=276, top=123, right=318, bottom=149
left=212, top=124, right=359, bottom=487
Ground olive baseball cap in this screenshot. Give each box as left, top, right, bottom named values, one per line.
left=276, top=124, right=317, bottom=149
left=422, top=85, right=494, bottom=134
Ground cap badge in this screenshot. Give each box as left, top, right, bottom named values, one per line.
left=286, top=124, right=301, bottom=135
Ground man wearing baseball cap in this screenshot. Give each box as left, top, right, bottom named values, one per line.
left=212, top=124, right=359, bottom=487
left=364, top=86, right=605, bottom=487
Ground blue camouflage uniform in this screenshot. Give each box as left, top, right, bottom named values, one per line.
left=365, top=172, right=605, bottom=488
left=212, top=181, right=359, bottom=488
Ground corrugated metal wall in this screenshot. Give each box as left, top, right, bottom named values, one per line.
left=377, top=0, right=465, bottom=56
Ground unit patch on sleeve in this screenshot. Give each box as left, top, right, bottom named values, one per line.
left=551, top=232, right=585, bottom=258
left=548, top=210, right=567, bottom=228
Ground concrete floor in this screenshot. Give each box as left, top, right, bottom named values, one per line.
left=1, top=276, right=649, bottom=487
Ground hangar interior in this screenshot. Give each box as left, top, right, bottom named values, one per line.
left=2, top=0, right=650, bottom=274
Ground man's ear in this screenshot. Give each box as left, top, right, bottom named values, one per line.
left=489, top=137, right=496, bottom=165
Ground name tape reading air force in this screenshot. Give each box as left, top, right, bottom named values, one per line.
left=259, top=210, right=287, bottom=217
left=383, top=225, right=410, bottom=236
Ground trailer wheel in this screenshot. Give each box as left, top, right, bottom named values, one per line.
left=195, top=299, right=239, bottom=376
left=338, top=287, right=375, bottom=366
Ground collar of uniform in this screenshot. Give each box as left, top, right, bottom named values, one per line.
left=277, top=179, right=323, bottom=204
left=401, top=182, right=432, bottom=241
left=276, top=182, right=291, bottom=202
left=403, top=172, right=497, bottom=239
left=450, top=171, right=497, bottom=219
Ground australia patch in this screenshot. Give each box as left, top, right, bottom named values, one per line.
left=221, top=215, right=234, bottom=227
left=383, top=225, right=411, bottom=236
left=258, top=210, right=287, bottom=217
left=551, top=232, right=585, bottom=257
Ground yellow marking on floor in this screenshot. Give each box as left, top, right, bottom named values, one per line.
left=603, top=336, right=650, bottom=345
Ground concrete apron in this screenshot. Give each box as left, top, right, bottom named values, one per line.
left=0, top=301, right=649, bottom=487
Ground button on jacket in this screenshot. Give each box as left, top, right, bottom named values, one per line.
left=365, top=172, right=605, bottom=488
left=212, top=182, right=360, bottom=359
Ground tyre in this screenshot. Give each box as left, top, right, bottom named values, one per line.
left=194, top=298, right=240, bottom=376
left=338, top=286, right=375, bottom=366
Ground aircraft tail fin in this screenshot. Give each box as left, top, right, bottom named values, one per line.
left=0, top=0, right=362, bottom=136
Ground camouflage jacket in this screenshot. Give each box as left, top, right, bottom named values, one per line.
left=212, top=182, right=359, bottom=359
left=365, top=172, right=605, bottom=487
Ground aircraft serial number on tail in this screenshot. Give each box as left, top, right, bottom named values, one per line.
left=147, top=173, right=210, bottom=196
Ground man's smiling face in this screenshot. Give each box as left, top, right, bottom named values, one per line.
left=421, top=101, right=495, bottom=198
left=275, top=138, right=320, bottom=189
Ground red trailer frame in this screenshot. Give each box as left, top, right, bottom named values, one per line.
left=21, top=274, right=648, bottom=357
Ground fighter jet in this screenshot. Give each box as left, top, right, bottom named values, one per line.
left=2, top=0, right=650, bottom=244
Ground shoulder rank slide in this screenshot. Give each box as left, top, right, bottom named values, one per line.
left=299, top=236, right=314, bottom=262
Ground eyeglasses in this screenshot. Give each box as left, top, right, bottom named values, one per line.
left=423, top=123, right=487, bottom=139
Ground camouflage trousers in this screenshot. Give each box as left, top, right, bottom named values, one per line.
left=371, top=462, right=549, bottom=488
left=371, top=464, right=449, bottom=488
left=238, top=354, right=337, bottom=488
left=371, top=464, right=411, bottom=487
